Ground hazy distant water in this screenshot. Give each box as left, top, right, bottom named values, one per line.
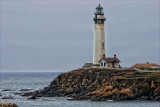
left=0, top=72, right=160, bottom=107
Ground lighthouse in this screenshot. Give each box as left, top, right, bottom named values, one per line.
left=83, top=4, right=121, bottom=69
left=92, top=4, right=106, bottom=68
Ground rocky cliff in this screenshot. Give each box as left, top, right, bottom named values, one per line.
left=34, top=69, right=160, bottom=101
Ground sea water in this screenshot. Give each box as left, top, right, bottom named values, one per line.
left=0, top=72, right=160, bottom=107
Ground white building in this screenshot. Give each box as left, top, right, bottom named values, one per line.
left=99, top=54, right=120, bottom=69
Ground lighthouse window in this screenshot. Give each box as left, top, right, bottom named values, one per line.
left=104, top=62, right=106, bottom=66
left=96, top=9, right=104, bottom=14
left=97, top=20, right=101, bottom=23
left=102, top=42, right=104, bottom=49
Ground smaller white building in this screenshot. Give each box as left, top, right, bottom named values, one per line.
left=131, top=62, right=158, bottom=69
left=99, top=54, right=120, bottom=69
left=150, top=65, right=160, bottom=69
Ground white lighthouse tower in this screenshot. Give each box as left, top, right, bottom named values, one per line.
left=92, top=4, right=106, bottom=68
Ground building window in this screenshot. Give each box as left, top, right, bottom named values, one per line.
left=101, top=62, right=103, bottom=66
left=104, top=62, right=106, bottom=66
left=102, top=42, right=104, bottom=49
left=96, top=8, right=104, bottom=14
left=97, top=20, right=101, bottom=24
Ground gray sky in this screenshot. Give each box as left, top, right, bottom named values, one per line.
left=0, top=0, right=160, bottom=72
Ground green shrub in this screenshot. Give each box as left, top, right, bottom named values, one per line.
left=138, top=87, right=150, bottom=96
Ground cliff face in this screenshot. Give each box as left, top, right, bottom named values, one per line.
left=34, top=69, right=160, bottom=101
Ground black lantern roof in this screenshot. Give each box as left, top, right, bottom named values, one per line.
left=95, top=4, right=104, bottom=15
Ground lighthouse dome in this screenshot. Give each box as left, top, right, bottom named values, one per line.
left=95, top=4, right=104, bottom=15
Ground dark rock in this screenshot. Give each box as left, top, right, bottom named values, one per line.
left=14, top=92, right=23, bottom=95
left=27, top=96, right=36, bottom=99
left=139, top=96, right=149, bottom=100
left=20, top=89, right=33, bottom=91
left=2, top=89, right=13, bottom=91
left=154, top=96, right=160, bottom=101
left=2, top=96, right=14, bottom=99
left=21, top=92, right=34, bottom=96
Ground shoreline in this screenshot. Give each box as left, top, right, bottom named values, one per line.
left=0, top=71, right=160, bottom=107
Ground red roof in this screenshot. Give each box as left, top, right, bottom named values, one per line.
left=99, top=57, right=120, bottom=63
left=132, top=63, right=158, bottom=68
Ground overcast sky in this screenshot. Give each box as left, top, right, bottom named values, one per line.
left=0, top=0, right=160, bottom=72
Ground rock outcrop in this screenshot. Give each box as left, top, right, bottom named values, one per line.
left=33, top=69, right=160, bottom=101
left=0, top=101, right=18, bottom=107
left=2, top=96, right=14, bottom=99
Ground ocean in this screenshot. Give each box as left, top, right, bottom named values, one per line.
left=0, top=72, right=160, bottom=107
